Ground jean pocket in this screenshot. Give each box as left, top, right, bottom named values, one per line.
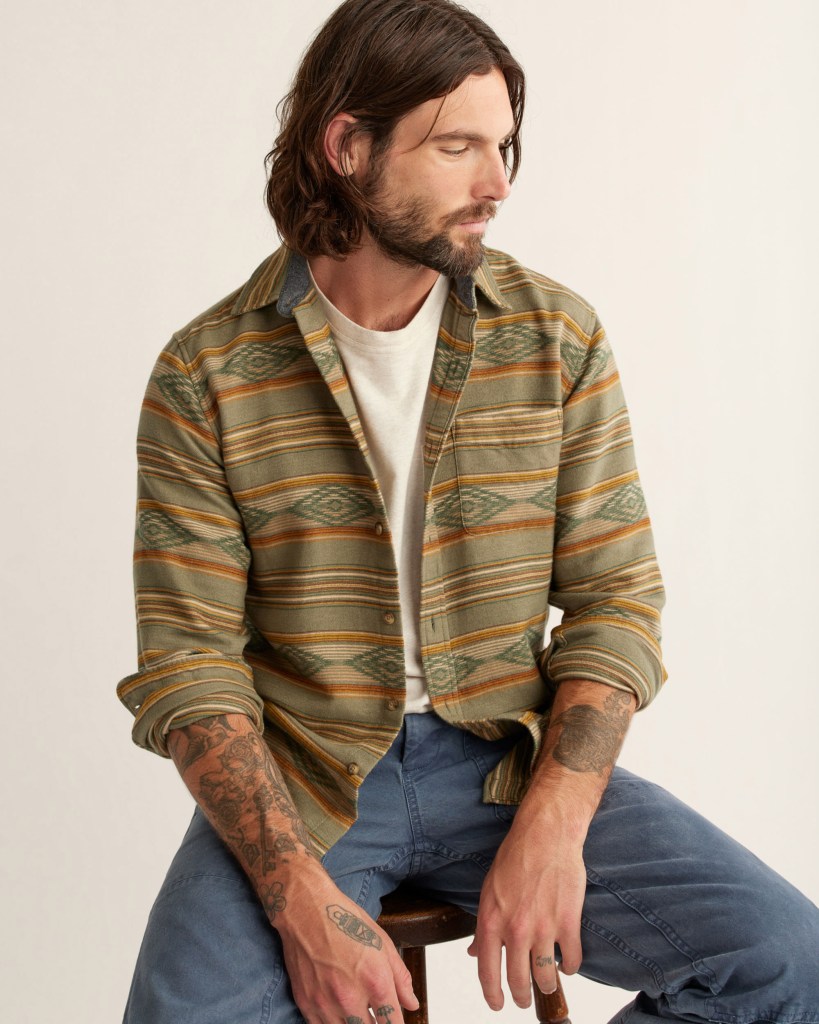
left=492, top=801, right=518, bottom=824
left=462, top=732, right=521, bottom=824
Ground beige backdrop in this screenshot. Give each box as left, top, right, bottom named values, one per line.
left=1, top=1, right=817, bottom=1021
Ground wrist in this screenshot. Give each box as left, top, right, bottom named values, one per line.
left=517, top=776, right=598, bottom=841
left=261, top=856, right=332, bottom=931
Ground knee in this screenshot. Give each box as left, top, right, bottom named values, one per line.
left=764, top=891, right=819, bottom=975
left=731, top=877, right=819, bottom=1002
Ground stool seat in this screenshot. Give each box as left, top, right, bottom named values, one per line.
left=378, top=884, right=571, bottom=1024
left=378, top=889, right=477, bottom=948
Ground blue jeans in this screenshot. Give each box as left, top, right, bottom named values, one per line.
left=124, top=712, right=819, bottom=1023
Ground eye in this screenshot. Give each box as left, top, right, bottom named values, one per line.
left=443, top=147, right=468, bottom=157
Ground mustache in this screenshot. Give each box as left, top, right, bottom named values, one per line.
left=443, top=203, right=497, bottom=228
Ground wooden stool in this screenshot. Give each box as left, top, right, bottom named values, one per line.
left=378, top=885, right=571, bottom=1023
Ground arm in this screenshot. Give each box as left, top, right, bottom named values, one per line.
left=468, top=681, right=634, bottom=1010
left=469, top=312, right=660, bottom=1010
left=166, top=712, right=418, bottom=1024
left=120, top=342, right=416, bottom=1023
left=116, top=338, right=265, bottom=751
left=165, top=713, right=322, bottom=922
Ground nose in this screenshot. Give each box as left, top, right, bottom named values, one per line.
left=474, top=147, right=512, bottom=202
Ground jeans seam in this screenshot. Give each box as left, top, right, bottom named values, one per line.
left=580, top=916, right=669, bottom=993
left=259, top=958, right=285, bottom=1024
left=586, top=867, right=720, bottom=995
left=411, top=838, right=496, bottom=877
left=704, top=1007, right=819, bottom=1024
left=156, top=871, right=253, bottom=903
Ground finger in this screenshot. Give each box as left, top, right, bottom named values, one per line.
left=531, top=945, right=558, bottom=994
left=506, top=942, right=533, bottom=1008
left=395, top=973, right=419, bottom=1011
left=316, top=1003, right=366, bottom=1024
left=556, top=929, right=583, bottom=976
left=372, top=996, right=403, bottom=1024
left=386, top=944, right=419, bottom=1011
left=339, top=1009, right=375, bottom=1024
left=473, top=933, right=505, bottom=1011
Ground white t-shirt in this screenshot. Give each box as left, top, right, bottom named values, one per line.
left=309, top=269, right=450, bottom=713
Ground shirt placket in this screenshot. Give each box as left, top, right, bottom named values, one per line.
left=419, top=288, right=479, bottom=717
left=291, top=296, right=404, bottom=708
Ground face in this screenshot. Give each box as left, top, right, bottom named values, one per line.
left=359, top=69, right=515, bottom=277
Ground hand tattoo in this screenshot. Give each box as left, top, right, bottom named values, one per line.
left=345, top=1018, right=365, bottom=1024
left=327, top=905, right=383, bottom=949
left=376, top=1006, right=395, bottom=1023
left=535, top=954, right=554, bottom=966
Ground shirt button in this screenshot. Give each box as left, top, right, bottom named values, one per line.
left=374, top=522, right=384, bottom=536
left=383, top=611, right=395, bottom=624
left=387, top=699, right=399, bottom=711
left=347, top=762, right=360, bottom=776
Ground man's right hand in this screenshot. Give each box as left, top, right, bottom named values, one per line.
left=277, top=869, right=418, bottom=1024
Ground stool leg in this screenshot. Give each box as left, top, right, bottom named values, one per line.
left=400, top=946, right=428, bottom=1024
left=532, top=972, right=571, bottom=1024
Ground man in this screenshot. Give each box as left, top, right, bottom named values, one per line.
left=118, top=1, right=819, bottom=1022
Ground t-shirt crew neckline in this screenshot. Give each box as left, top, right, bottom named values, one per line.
left=307, top=267, right=450, bottom=352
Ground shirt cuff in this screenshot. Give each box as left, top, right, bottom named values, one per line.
left=540, top=624, right=667, bottom=710
left=117, top=652, right=265, bottom=756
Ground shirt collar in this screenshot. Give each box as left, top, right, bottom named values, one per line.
left=231, top=245, right=511, bottom=318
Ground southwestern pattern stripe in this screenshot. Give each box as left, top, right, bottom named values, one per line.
left=117, top=246, right=666, bottom=855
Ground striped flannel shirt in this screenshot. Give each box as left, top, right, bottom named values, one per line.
left=117, top=245, right=667, bottom=855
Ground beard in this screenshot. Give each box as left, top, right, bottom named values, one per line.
left=362, top=163, right=496, bottom=277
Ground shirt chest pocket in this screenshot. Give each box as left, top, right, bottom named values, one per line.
left=451, top=404, right=563, bottom=536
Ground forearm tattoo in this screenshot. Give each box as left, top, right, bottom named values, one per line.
left=548, top=689, right=632, bottom=776
left=177, top=713, right=236, bottom=770
left=169, top=715, right=319, bottom=923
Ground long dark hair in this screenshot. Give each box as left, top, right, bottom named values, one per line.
left=264, top=0, right=525, bottom=258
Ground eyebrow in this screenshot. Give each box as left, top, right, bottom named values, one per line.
left=428, top=129, right=514, bottom=145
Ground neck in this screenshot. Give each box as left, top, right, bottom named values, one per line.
left=309, top=236, right=441, bottom=332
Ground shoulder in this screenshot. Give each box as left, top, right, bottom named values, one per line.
left=482, top=247, right=602, bottom=343
left=171, top=286, right=246, bottom=352
left=164, top=248, right=292, bottom=365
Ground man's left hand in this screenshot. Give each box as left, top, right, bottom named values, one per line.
left=467, top=804, right=587, bottom=1010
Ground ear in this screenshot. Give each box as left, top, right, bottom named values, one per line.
left=323, top=113, right=370, bottom=177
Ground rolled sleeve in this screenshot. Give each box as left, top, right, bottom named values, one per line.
left=541, top=315, right=667, bottom=709
left=116, top=336, right=264, bottom=756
